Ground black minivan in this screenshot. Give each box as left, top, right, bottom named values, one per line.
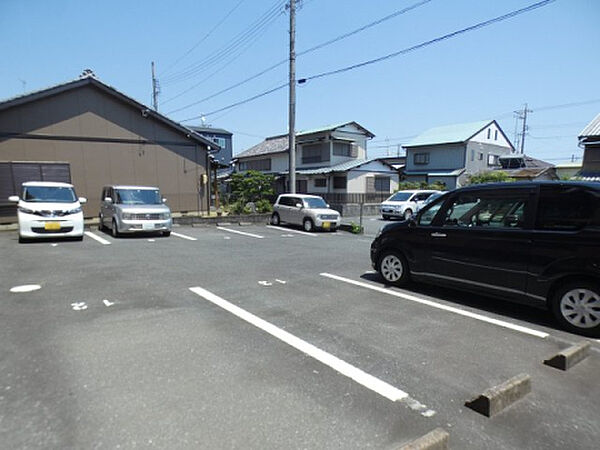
left=370, top=181, right=600, bottom=337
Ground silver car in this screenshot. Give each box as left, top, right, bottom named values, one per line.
left=271, top=194, right=340, bottom=232
left=99, top=185, right=172, bottom=237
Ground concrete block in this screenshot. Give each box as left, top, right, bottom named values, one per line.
left=465, top=373, right=531, bottom=417
left=398, top=428, right=449, bottom=450
left=216, top=222, right=232, bottom=226
left=238, top=222, right=252, bottom=226
left=544, top=341, right=591, bottom=371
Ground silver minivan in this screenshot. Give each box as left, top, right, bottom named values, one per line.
left=271, top=194, right=340, bottom=232
left=99, top=185, right=172, bottom=237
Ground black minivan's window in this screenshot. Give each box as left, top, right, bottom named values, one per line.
left=442, top=193, right=528, bottom=228
left=536, top=186, right=600, bottom=230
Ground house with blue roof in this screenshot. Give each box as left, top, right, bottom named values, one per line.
left=403, top=120, right=515, bottom=189
left=233, top=122, right=399, bottom=196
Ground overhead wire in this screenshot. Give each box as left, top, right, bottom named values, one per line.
left=178, top=0, right=556, bottom=121
left=166, top=0, right=434, bottom=115
left=298, top=0, right=556, bottom=83
left=161, top=0, right=286, bottom=86
left=159, top=0, right=246, bottom=77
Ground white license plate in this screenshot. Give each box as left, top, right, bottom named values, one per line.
left=142, top=222, right=155, bottom=230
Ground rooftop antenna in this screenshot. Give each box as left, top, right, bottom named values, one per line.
left=18, top=78, right=26, bottom=93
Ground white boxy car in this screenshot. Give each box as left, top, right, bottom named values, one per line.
left=8, top=181, right=87, bottom=243
left=271, top=194, right=340, bottom=232
left=379, top=190, right=441, bottom=220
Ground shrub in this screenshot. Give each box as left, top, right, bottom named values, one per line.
left=350, top=222, right=363, bottom=234
left=396, top=181, right=446, bottom=191
left=255, top=199, right=273, bottom=213
left=466, top=171, right=515, bottom=185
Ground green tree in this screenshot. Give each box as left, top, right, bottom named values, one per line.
left=466, top=171, right=515, bottom=185
left=230, top=170, right=275, bottom=204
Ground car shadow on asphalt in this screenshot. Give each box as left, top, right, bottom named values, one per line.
left=97, top=228, right=169, bottom=239
left=359, top=272, right=558, bottom=331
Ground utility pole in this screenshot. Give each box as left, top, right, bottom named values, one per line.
left=151, top=61, right=159, bottom=111
left=513, top=103, right=531, bottom=154
left=288, top=0, right=296, bottom=193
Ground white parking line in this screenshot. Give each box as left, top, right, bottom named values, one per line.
left=171, top=231, right=198, bottom=241
left=84, top=231, right=111, bottom=245
left=266, top=225, right=318, bottom=237
left=320, top=273, right=549, bottom=339
left=189, top=286, right=413, bottom=404
left=216, top=226, right=264, bottom=239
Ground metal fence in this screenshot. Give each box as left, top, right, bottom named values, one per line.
left=308, top=192, right=390, bottom=204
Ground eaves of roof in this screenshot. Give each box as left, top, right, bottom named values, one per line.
left=579, top=113, right=600, bottom=139
left=0, top=76, right=217, bottom=150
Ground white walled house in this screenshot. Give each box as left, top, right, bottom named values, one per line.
left=403, top=120, right=515, bottom=189
left=233, top=122, right=399, bottom=197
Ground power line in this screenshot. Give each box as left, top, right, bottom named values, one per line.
left=298, top=0, right=556, bottom=83
left=159, top=0, right=246, bottom=77
left=178, top=0, right=555, bottom=121
left=532, top=98, right=600, bottom=112
left=162, top=1, right=286, bottom=85
left=180, top=82, right=288, bottom=122
left=165, top=0, right=433, bottom=115
left=161, top=9, right=284, bottom=106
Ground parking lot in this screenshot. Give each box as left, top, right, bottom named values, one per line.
left=1, top=221, right=599, bottom=449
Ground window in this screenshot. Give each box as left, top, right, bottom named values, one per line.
left=494, top=130, right=498, bottom=141
left=239, top=158, right=271, bottom=171
left=470, top=149, right=475, bottom=161
left=374, top=176, right=390, bottom=192
left=333, top=176, right=346, bottom=189
left=487, top=128, right=491, bottom=139
left=536, top=186, right=600, bottom=231
left=414, top=153, right=430, bottom=165
left=314, top=178, right=326, bottom=188
left=333, top=142, right=351, bottom=156
left=302, top=143, right=329, bottom=164
left=413, top=192, right=434, bottom=202
left=488, top=154, right=499, bottom=166
left=478, top=152, right=484, bottom=161
left=418, top=202, right=443, bottom=226
left=442, top=193, right=528, bottom=229
left=211, top=136, right=227, bottom=148
left=296, top=180, right=307, bottom=193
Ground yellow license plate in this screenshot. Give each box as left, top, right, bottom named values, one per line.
left=44, top=222, right=61, bottom=231
left=322, top=222, right=330, bottom=229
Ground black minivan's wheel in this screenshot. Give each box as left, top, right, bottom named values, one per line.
left=377, top=250, right=410, bottom=286
left=550, top=281, right=600, bottom=337
left=271, top=213, right=280, bottom=226
left=303, top=218, right=314, bottom=232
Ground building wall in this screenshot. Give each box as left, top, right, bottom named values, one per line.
left=405, top=144, right=466, bottom=172
left=0, top=84, right=209, bottom=218
left=465, top=141, right=512, bottom=175
left=582, top=144, right=600, bottom=173
left=470, top=122, right=513, bottom=148
left=198, top=131, right=233, bottom=167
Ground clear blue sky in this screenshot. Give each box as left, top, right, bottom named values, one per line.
left=1, top=0, right=599, bottom=162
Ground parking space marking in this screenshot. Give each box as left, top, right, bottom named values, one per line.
left=266, top=225, right=318, bottom=237
left=321, top=273, right=550, bottom=339
left=84, top=231, right=111, bottom=245
left=189, top=286, right=416, bottom=404
left=216, top=227, right=264, bottom=239
left=171, top=231, right=198, bottom=241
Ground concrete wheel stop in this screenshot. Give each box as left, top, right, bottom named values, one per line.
left=398, top=428, right=449, bottom=450
left=543, top=341, right=591, bottom=371
left=465, top=373, right=531, bottom=417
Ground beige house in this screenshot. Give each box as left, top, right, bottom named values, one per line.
left=0, top=73, right=215, bottom=222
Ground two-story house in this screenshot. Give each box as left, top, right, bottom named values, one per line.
left=403, top=120, right=515, bottom=189
left=578, top=113, right=600, bottom=181
left=233, top=122, right=399, bottom=196
left=190, top=126, right=233, bottom=171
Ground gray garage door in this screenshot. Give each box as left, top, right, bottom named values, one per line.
left=0, top=162, right=71, bottom=222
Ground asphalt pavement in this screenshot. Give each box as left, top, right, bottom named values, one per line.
left=1, top=222, right=598, bottom=449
